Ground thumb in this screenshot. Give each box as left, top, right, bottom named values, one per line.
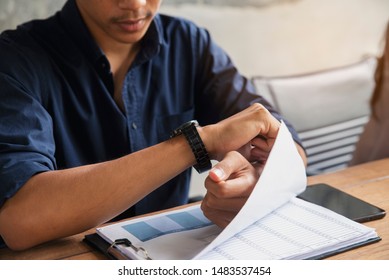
left=208, top=151, right=246, bottom=182
left=208, top=166, right=226, bottom=183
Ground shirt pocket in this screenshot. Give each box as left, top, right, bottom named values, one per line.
left=154, top=107, right=195, bottom=142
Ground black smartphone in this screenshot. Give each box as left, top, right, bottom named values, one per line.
left=297, top=183, right=386, bottom=223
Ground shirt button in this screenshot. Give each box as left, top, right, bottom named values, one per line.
left=132, top=123, right=137, bottom=129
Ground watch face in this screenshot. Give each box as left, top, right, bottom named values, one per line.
left=182, top=120, right=199, bottom=129
left=170, top=121, right=194, bottom=138
left=171, top=120, right=198, bottom=138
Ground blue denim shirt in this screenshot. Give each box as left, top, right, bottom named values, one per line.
left=0, top=0, right=301, bottom=220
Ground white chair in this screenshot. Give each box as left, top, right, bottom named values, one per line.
left=252, top=57, right=377, bottom=175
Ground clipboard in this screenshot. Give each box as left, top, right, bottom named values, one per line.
left=83, top=231, right=381, bottom=260
left=84, top=233, right=152, bottom=260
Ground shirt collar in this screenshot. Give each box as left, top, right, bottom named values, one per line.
left=60, top=0, right=163, bottom=68
left=138, top=15, right=163, bottom=63
left=60, top=0, right=104, bottom=65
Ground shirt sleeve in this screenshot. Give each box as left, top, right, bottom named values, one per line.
left=192, top=26, right=304, bottom=149
left=0, top=73, right=56, bottom=207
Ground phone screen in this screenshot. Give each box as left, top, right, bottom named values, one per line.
left=297, top=183, right=386, bottom=223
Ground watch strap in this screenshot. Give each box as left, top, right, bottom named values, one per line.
left=171, top=121, right=211, bottom=173
left=183, top=123, right=212, bottom=173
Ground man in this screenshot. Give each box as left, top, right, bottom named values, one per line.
left=0, top=0, right=306, bottom=250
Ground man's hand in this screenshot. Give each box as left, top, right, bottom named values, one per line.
left=198, top=103, right=281, bottom=162
left=201, top=151, right=261, bottom=228
left=199, top=103, right=307, bottom=168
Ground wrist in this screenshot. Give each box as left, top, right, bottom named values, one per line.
left=197, top=124, right=217, bottom=161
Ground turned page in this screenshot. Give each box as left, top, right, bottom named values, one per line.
left=194, top=121, right=307, bottom=259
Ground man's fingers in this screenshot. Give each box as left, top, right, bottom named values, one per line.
left=251, top=136, right=274, bottom=152
left=208, top=151, right=249, bottom=182
left=202, top=192, right=247, bottom=212
left=200, top=203, right=236, bottom=228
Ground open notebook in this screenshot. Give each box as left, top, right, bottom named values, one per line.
left=87, top=122, right=380, bottom=260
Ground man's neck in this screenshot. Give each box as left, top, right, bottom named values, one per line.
left=104, top=42, right=139, bottom=74
left=105, top=41, right=140, bottom=112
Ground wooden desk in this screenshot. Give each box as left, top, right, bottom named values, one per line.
left=1, top=158, right=389, bottom=260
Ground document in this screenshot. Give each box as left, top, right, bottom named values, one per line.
left=94, top=121, right=380, bottom=260
left=195, top=198, right=378, bottom=260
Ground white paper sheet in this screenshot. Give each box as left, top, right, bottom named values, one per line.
left=194, top=121, right=307, bottom=258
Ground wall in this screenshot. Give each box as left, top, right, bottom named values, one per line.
left=161, top=0, right=389, bottom=77
left=0, top=0, right=65, bottom=30
left=1, top=0, right=388, bottom=77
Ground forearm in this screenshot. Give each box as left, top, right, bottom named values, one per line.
left=0, top=135, right=195, bottom=250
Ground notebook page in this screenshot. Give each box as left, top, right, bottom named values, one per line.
left=194, top=121, right=307, bottom=259
left=196, top=197, right=377, bottom=260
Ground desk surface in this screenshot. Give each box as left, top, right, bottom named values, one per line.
left=1, top=158, right=389, bottom=260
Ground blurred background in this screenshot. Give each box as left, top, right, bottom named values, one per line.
left=1, top=0, right=388, bottom=197
left=1, top=0, right=389, bottom=76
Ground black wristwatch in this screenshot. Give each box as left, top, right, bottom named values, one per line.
left=170, top=120, right=212, bottom=173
